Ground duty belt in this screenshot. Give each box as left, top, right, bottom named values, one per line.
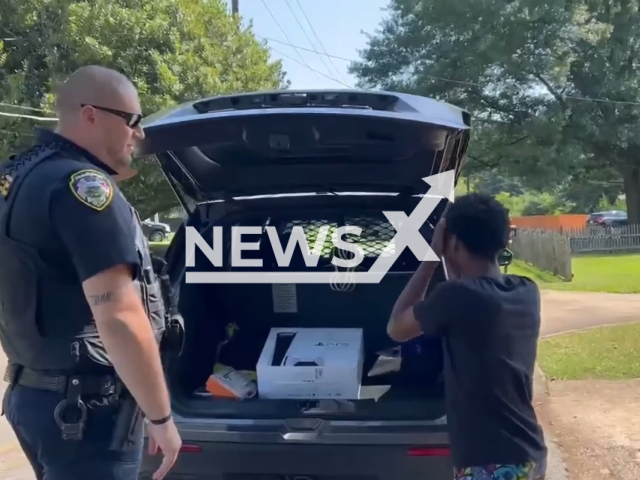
left=3, top=364, right=119, bottom=396
left=3, top=364, right=123, bottom=442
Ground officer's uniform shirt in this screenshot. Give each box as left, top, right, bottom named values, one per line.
left=8, top=128, right=140, bottom=284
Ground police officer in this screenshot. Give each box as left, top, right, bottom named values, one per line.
left=0, top=65, right=181, bottom=480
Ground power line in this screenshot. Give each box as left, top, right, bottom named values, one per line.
left=283, top=0, right=335, bottom=80
left=2, top=35, right=639, bottom=109
left=270, top=47, right=351, bottom=88
left=256, top=35, right=481, bottom=87
left=0, top=111, right=57, bottom=122
left=294, top=0, right=349, bottom=85
left=258, top=0, right=321, bottom=81
left=258, top=35, right=640, bottom=106
left=558, top=95, right=640, bottom=106
left=0, top=102, right=52, bottom=114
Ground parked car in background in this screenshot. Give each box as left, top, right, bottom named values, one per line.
left=586, top=210, right=627, bottom=229
left=142, top=219, right=171, bottom=242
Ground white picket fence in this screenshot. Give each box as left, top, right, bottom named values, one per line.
left=561, top=224, right=640, bottom=253
left=510, top=223, right=640, bottom=280
left=510, top=229, right=573, bottom=281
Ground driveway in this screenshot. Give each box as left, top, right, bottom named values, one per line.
left=540, top=290, right=640, bottom=337
left=538, top=379, right=640, bottom=480
left=536, top=290, right=640, bottom=480
left=0, top=290, right=638, bottom=479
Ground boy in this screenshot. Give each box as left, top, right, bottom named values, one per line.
left=387, top=193, right=547, bottom=480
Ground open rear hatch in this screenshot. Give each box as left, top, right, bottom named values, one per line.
left=138, top=90, right=471, bottom=421
left=138, top=90, right=471, bottom=206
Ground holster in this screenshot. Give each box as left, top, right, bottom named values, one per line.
left=151, top=255, right=185, bottom=356
left=161, top=312, right=185, bottom=355
left=109, top=388, right=144, bottom=451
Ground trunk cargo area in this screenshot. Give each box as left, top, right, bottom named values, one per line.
left=166, top=208, right=447, bottom=421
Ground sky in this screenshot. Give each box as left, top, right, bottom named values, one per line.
left=223, top=0, right=391, bottom=89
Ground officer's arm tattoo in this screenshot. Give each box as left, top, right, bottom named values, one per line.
left=87, top=286, right=125, bottom=306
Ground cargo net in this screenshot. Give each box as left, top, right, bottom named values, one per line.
left=280, top=217, right=397, bottom=259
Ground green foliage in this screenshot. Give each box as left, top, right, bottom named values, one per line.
left=494, top=193, right=529, bottom=217
left=454, top=178, right=473, bottom=197
left=538, top=322, right=640, bottom=380
left=520, top=192, right=572, bottom=216
left=494, top=190, right=572, bottom=217
left=458, top=172, right=574, bottom=217
left=556, top=165, right=623, bottom=213
left=0, top=0, right=288, bottom=218
left=458, top=168, right=607, bottom=216
left=511, top=254, right=640, bottom=294
left=596, top=194, right=626, bottom=212
left=470, top=169, right=524, bottom=196
left=350, top=0, right=639, bottom=221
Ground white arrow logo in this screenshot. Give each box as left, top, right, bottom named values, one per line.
left=186, top=169, right=456, bottom=284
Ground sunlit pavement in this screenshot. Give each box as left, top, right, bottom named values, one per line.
left=0, top=446, right=35, bottom=480
left=0, top=350, right=34, bottom=479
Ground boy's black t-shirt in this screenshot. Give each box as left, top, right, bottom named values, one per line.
left=413, top=274, right=547, bottom=468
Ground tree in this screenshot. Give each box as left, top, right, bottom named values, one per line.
left=1, top=0, right=288, bottom=218
left=349, top=0, right=639, bottom=221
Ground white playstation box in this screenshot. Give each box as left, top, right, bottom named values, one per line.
left=256, top=327, right=364, bottom=400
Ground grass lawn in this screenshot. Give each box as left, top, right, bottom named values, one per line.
left=149, top=232, right=174, bottom=255
left=149, top=242, right=170, bottom=256
left=508, top=253, right=640, bottom=294
left=538, top=321, right=640, bottom=380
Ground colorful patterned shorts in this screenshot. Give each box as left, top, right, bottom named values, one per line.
left=453, top=461, right=544, bottom=480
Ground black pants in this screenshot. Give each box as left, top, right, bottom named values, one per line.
left=3, top=384, right=143, bottom=480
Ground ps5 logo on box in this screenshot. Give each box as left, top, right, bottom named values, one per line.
left=185, top=170, right=456, bottom=284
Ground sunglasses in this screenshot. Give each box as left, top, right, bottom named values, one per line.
left=81, top=104, right=143, bottom=128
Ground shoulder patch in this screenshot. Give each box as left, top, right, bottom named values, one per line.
left=0, top=173, right=13, bottom=197
left=69, top=169, right=114, bottom=211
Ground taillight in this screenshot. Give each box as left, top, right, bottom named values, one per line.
left=180, top=444, right=203, bottom=453
left=406, top=446, right=450, bottom=457
left=158, top=444, right=202, bottom=454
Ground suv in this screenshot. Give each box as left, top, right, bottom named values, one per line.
left=136, top=90, right=479, bottom=480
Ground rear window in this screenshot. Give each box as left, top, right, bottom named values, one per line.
left=280, top=217, right=397, bottom=259
left=211, top=213, right=424, bottom=273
